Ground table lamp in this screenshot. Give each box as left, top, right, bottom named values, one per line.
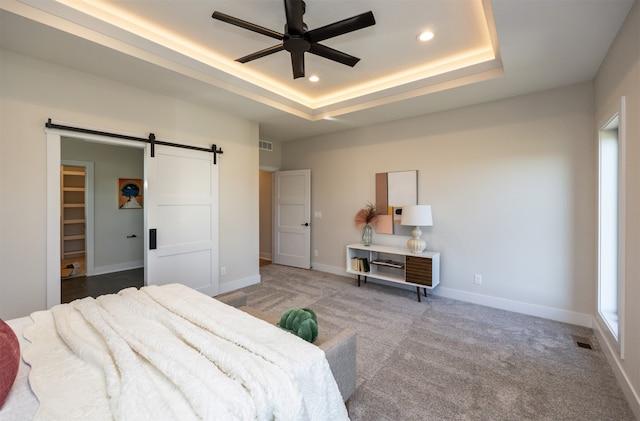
left=400, top=205, right=433, bottom=253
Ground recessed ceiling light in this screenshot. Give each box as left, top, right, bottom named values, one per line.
left=309, top=75, right=320, bottom=82
left=417, top=31, right=434, bottom=42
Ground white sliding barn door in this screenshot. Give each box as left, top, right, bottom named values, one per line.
left=273, top=169, right=311, bottom=269
left=146, top=145, right=219, bottom=296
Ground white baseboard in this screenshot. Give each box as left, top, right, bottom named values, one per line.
left=313, top=264, right=593, bottom=327
left=259, top=252, right=272, bottom=261
left=593, top=318, right=640, bottom=419
left=92, top=260, right=143, bottom=276
left=433, top=286, right=593, bottom=327
left=310, top=262, right=343, bottom=275
left=218, top=274, right=261, bottom=294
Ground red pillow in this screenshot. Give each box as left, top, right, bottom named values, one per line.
left=0, top=319, right=20, bottom=408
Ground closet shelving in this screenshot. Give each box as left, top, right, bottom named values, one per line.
left=61, top=165, right=86, bottom=259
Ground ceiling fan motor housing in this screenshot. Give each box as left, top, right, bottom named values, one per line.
left=283, top=34, right=311, bottom=53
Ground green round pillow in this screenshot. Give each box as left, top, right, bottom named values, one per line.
left=277, top=308, right=318, bottom=343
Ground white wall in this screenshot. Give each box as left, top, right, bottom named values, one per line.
left=259, top=140, right=282, bottom=169
left=62, top=139, right=144, bottom=273
left=0, top=50, right=260, bottom=319
left=283, top=82, right=596, bottom=325
left=594, top=2, right=640, bottom=416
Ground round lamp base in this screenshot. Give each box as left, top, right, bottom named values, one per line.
left=407, top=226, right=426, bottom=253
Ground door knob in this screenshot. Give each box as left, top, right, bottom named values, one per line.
left=301, top=222, right=310, bottom=226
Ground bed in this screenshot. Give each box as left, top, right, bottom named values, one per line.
left=0, top=283, right=350, bottom=420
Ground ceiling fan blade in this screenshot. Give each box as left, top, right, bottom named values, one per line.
left=306, top=11, right=375, bottom=43
left=212, top=11, right=283, bottom=40
left=237, top=44, right=285, bottom=63
left=290, top=51, right=305, bottom=79
left=308, top=43, right=360, bottom=67
left=284, top=0, right=305, bottom=35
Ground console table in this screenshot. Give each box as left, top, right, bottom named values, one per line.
left=346, top=243, right=440, bottom=302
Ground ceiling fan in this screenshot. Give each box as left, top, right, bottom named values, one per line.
left=212, top=0, right=375, bottom=79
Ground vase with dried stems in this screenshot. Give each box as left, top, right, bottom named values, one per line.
left=354, top=202, right=378, bottom=246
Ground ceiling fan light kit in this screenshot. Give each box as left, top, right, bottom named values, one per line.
left=212, top=0, right=376, bottom=79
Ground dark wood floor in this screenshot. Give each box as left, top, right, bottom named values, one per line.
left=61, top=261, right=270, bottom=303
left=61, top=268, right=144, bottom=304
left=259, top=259, right=271, bottom=267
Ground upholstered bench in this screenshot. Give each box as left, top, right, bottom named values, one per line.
left=216, top=291, right=357, bottom=402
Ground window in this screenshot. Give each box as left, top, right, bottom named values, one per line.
left=597, top=97, right=625, bottom=358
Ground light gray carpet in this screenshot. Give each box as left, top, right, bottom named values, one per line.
left=240, top=264, right=635, bottom=420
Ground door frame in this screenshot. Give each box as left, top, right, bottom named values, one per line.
left=259, top=166, right=279, bottom=263
left=46, top=129, right=146, bottom=308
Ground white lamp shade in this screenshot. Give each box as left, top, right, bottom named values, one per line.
left=400, top=205, right=433, bottom=227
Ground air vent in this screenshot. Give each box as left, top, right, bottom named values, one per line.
left=571, top=335, right=593, bottom=350
left=259, top=140, right=273, bottom=151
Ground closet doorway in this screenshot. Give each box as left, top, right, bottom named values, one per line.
left=59, top=137, right=144, bottom=301
left=49, top=127, right=221, bottom=307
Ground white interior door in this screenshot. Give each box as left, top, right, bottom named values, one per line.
left=146, top=145, right=219, bottom=296
left=273, top=169, right=311, bottom=269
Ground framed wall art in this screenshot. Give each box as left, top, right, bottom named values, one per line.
left=118, top=178, right=143, bottom=209
left=375, top=170, right=417, bottom=234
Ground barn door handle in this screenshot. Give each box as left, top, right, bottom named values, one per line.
left=149, top=229, right=157, bottom=250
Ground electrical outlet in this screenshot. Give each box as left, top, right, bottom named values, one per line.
left=474, top=274, right=482, bottom=285
left=314, top=250, right=319, bottom=257
left=221, top=266, right=227, bottom=276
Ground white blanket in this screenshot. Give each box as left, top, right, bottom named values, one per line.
left=22, top=284, right=349, bottom=421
